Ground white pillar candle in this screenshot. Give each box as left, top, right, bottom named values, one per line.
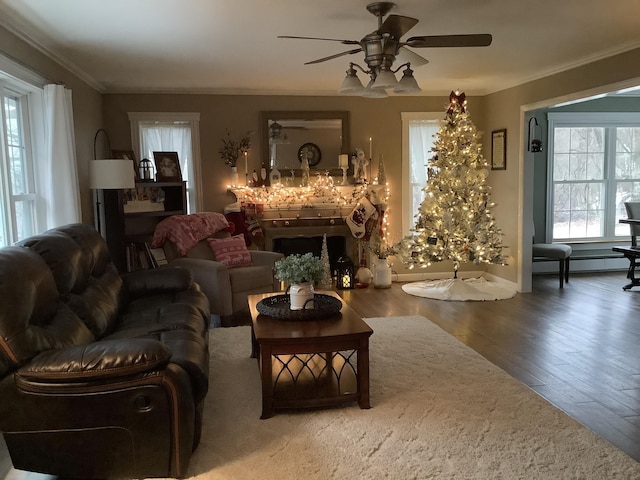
left=339, top=154, right=349, bottom=168
left=244, top=151, right=248, bottom=176
left=369, top=137, right=372, bottom=159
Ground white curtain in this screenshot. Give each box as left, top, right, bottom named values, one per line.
left=141, top=124, right=193, bottom=211
left=408, top=120, right=439, bottom=220
left=43, top=84, right=81, bottom=227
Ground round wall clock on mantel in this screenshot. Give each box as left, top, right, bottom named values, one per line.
left=298, top=142, right=321, bottom=167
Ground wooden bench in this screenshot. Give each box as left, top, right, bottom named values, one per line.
left=532, top=243, right=572, bottom=288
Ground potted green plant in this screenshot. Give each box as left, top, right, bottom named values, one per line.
left=274, top=253, right=324, bottom=310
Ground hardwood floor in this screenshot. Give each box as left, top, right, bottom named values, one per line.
left=1, top=271, right=638, bottom=479
left=339, top=271, right=640, bottom=462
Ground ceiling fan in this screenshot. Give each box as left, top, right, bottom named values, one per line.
left=278, top=2, right=492, bottom=96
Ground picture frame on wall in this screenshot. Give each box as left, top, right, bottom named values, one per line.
left=111, top=149, right=139, bottom=180
left=153, top=151, right=182, bottom=182
left=491, top=129, right=507, bottom=170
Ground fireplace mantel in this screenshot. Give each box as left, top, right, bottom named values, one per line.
left=229, top=184, right=364, bottom=259
left=229, top=184, right=362, bottom=213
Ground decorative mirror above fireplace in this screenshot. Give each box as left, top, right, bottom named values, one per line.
left=260, top=111, right=350, bottom=175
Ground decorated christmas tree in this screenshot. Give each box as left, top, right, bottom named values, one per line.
left=397, top=91, right=507, bottom=278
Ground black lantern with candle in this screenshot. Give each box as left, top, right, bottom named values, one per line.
left=139, top=158, right=154, bottom=182
left=336, top=256, right=355, bottom=290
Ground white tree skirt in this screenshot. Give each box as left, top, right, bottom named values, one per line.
left=402, top=277, right=517, bottom=301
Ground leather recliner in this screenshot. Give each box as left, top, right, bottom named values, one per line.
left=0, top=223, right=210, bottom=478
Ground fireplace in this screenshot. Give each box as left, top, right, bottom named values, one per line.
left=264, top=221, right=354, bottom=273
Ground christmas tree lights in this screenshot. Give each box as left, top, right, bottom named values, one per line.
left=396, top=91, right=507, bottom=277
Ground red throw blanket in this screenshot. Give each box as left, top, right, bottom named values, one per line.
left=152, top=212, right=230, bottom=256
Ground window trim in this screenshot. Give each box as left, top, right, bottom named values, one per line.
left=547, top=112, right=640, bottom=242
left=0, top=78, right=45, bottom=245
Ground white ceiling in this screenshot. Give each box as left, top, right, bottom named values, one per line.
left=1, top=0, right=640, bottom=96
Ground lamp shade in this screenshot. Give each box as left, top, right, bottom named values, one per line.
left=338, top=68, right=365, bottom=95
left=371, top=69, right=398, bottom=89
left=89, top=159, right=135, bottom=189
left=393, top=67, right=422, bottom=94
left=362, top=79, right=389, bottom=98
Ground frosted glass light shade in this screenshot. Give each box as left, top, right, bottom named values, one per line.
left=371, top=69, right=398, bottom=89
left=393, top=68, right=422, bottom=94
left=362, top=79, right=388, bottom=98
left=338, top=71, right=365, bottom=95
left=89, top=159, right=135, bottom=189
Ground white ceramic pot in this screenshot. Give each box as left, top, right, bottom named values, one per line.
left=374, top=260, right=392, bottom=289
left=230, top=166, right=239, bottom=185
left=289, top=282, right=314, bottom=310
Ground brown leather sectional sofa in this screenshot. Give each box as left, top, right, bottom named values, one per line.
left=0, top=223, right=211, bottom=478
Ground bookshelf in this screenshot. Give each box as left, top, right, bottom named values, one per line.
left=103, top=181, right=186, bottom=272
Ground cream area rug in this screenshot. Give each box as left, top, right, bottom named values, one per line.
left=179, top=316, right=638, bottom=480
left=402, top=277, right=517, bottom=301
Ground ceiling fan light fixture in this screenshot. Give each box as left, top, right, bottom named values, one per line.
left=393, top=65, right=421, bottom=94
left=362, top=78, right=389, bottom=98
left=338, top=64, right=365, bottom=95
left=371, top=68, right=398, bottom=89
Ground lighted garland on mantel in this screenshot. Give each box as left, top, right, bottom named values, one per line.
left=230, top=173, right=367, bottom=210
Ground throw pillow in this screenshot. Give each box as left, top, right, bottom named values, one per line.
left=207, top=234, right=252, bottom=268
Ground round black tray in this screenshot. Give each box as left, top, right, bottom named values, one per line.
left=256, top=294, right=342, bottom=320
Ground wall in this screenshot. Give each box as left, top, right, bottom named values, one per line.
left=103, top=93, right=482, bottom=277
left=481, top=47, right=640, bottom=289
left=0, top=25, right=103, bottom=224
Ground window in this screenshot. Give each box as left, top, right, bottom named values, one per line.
left=0, top=69, right=45, bottom=247
left=401, top=112, right=441, bottom=235
left=128, top=112, right=202, bottom=213
left=548, top=112, right=640, bottom=241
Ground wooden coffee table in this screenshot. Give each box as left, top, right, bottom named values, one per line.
left=248, top=291, right=373, bottom=419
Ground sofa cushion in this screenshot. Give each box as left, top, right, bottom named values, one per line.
left=16, top=338, right=172, bottom=382
left=17, top=231, right=88, bottom=296
left=207, top=234, right=252, bottom=268
left=108, top=301, right=208, bottom=339
left=0, top=247, right=95, bottom=375
left=67, top=266, right=123, bottom=339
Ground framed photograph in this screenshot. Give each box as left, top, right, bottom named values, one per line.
left=111, top=149, right=139, bottom=180
left=153, top=151, right=182, bottom=182
left=491, top=129, right=507, bottom=170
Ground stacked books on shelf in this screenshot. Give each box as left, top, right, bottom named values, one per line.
left=125, top=242, right=167, bottom=272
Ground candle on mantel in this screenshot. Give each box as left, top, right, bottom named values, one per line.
left=338, top=154, right=349, bottom=168
left=244, top=151, right=248, bottom=176
left=369, top=137, right=372, bottom=159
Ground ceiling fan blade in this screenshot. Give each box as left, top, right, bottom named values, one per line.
left=405, top=34, right=493, bottom=48
left=278, top=35, right=360, bottom=45
left=377, top=14, right=419, bottom=39
left=397, top=46, right=429, bottom=68
left=304, top=48, right=363, bottom=65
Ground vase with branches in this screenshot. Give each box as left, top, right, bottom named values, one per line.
left=219, top=129, right=251, bottom=167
